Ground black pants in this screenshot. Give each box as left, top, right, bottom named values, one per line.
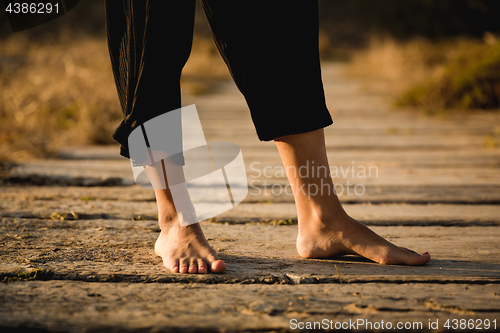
left=105, top=0, right=333, bottom=159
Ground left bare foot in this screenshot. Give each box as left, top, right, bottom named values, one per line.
left=155, top=215, right=226, bottom=274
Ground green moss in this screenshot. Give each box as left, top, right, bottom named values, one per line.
left=4, top=269, right=43, bottom=282
left=269, top=219, right=295, bottom=226
left=50, top=211, right=78, bottom=220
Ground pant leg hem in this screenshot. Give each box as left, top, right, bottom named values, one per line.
left=257, top=114, right=333, bottom=142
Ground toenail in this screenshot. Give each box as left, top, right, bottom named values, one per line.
left=422, top=252, right=429, bottom=255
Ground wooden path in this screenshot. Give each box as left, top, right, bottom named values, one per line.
left=1, top=63, right=499, bottom=332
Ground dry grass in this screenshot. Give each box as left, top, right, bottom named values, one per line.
left=1, top=36, right=120, bottom=161
left=349, top=36, right=455, bottom=88
left=0, top=34, right=228, bottom=162
left=397, top=39, right=500, bottom=111
left=348, top=34, right=500, bottom=112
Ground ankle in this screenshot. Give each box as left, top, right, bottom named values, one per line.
left=297, top=199, right=347, bottom=231
left=158, top=212, right=179, bottom=231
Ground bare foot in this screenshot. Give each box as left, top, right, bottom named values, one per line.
left=297, top=209, right=430, bottom=265
left=154, top=217, right=226, bottom=274
left=274, top=129, right=430, bottom=266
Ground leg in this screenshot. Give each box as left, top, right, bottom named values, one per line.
left=202, top=1, right=429, bottom=265
left=105, top=1, right=225, bottom=273
left=275, top=129, right=431, bottom=265
left=145, top=158, right=226, bottom=274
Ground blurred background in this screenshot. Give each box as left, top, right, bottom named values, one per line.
left=1, top=0, right=499, bottom=162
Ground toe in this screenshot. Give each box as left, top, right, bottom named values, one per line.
left=416, top=252, right=431, bottom=265
left=188, top=259, right=198, bottom=274
left=381, top=247, right=431, bottom=266
left=206, top=253, right=226, bottom=273
left=197, top=259, right=207, bottom=274
left=210, top=260, right=226, bottom=273
left=179, top=258, right=189, bottom=274
left=170, top=259, right=180, bottom=273
left=402, top=250, right=431, bottom=266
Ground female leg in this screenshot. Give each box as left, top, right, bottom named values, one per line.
left=202, top=0, right=430, bottom=265
left=105, top=0, right=225, bottom=274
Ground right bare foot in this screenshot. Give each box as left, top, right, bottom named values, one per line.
left=274, top=129, right=431, bottom=266
left=154, top=216, right=226, bottom=274
left=296, top=207, right=431, bottom=265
